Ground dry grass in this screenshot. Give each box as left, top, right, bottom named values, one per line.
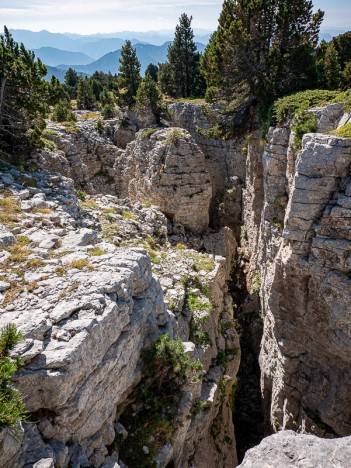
left=0, top=197, right=21, bottom=226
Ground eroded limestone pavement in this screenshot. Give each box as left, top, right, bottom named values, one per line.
left=1, top=101, right=351, bottom=467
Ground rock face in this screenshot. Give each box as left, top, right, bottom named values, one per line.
left=0, top=160, right=239, bottom=467
left=238, top=102, right=351, bottom=441
left=238, top=430, right=351, bottom=467
left=260, top=132, right=351, bottom=436
left=168, top=102, right=246, bottom=236
left=123, top=128, right=212, bottom=234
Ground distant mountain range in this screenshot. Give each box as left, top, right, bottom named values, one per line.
left=9, top=29, right=211, bottom=53
left=33, top=47, right=93, bottom=67
left=9, top=27, right=349, bottom=83
left=39, top=42, right=206, bottom=82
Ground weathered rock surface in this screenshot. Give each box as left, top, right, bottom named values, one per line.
left=238, top=431, right=351, bottom=467
left=168, top=102, right=246, bottom=236
left=123, top=128, right=212, bottom=234
left=238, top=102, right=351, bottom=441
left=0, top=158, right=240, bottom=467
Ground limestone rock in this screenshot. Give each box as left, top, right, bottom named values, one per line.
left=124, top=128, right=212, bottom=234
left=0, top=223, right=17, bottom=246
left=238, top=431, right=351, bottom=467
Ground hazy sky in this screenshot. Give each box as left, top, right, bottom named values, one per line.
left=1, top=0, right=350, bottom=34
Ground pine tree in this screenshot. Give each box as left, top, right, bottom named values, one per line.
left=161, top=14, right=203, bottom=98
left=202, top=1, right=324, bottom=105
left=0, top=26, right=48, bottom=153
left=136, top=74, right=163, bottom=124
left=0, top=324, right=27, bottom=432
left=342, top=61, right=351, bottom=89
left=64, top=68, right=79, bottom=99
left=118, top=40, right=141, bottom=107
left=48, top=76, right=69, bottom=106
left=145, top=63, right=159, bottom=82
left=77, top=78, right=95, bottom=110
left=324, top=42, right=342, bottom=90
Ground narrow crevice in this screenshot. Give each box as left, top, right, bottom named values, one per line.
left=230, top=262, right=265, bottom=463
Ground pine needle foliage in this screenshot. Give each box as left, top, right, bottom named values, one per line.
left=0, top=324, right=27, bottom=432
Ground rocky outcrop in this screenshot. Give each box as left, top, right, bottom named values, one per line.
left=0, top=159, right=240, bottom=467
left=123, top=128, right=212, bottom=234
left=34, top=116, right=126, bottom=195
left=237, top=102, right=351, bottom=441
left=168, top=103, right=246, bottom=236
left=260, top=132, right=351, bottom=436
left=238, top=430, right=351, bottom=467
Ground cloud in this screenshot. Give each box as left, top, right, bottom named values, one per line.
left=1, top=0, right=349, bottom=34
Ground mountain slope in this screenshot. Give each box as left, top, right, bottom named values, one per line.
left=80, top=38, right=141, bottom=59
left=33, top=47, right=94, bottom=66
left=58, top=42, right=206, bottom=76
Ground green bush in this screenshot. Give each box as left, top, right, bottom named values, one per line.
left=101, top=104, right=115, bottom=119
left=0, top=324, right=27, bottom=432
left=76, top=190, right=87, bottom=201
left=272, top=89, right=340, bottom=124
left=118, top=334, right=203, bottom=467
left=291, top=110, right=318, bottom=148
left=52, top=100, right=77, bottom=123
left=143, top=333, right=203, bottom=391
left=141, top=127, right=159, bottom=139
left=95, top=120, right=105, bottom=134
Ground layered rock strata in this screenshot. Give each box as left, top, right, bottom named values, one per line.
left=0, top=160, right=239, bottom=467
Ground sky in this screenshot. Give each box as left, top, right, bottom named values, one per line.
left=0, top=0, right=350, bottom=35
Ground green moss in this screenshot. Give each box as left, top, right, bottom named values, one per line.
left=89, top=247, right=107, bottom=257
left=102, top=207, right=118, bottom=214
left=122, top=210, right=136, bottom=220
left=82, top=200, right=99, bottom=210
left=15, top=235, right=30, bottom=246
left=192, top=254, right=215, bottom=273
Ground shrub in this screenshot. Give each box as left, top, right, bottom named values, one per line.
left=0, top=324, right=27, bottom=432
left=291, top=110, right=318, bottom=148
left=101, top=104, right=115, bottom=119
left=141, top=127, right=159, bottom=139
left=95, top=120, right=104, bottom=134
left=76, top=190, right=87, bottom=201
left=142, top=334, right=203, bottom=392
left=118, top=334, right=203, bottom=467
left=52, top=100, right=76, bottom=123
left=272, top=89, right=340, bottom=124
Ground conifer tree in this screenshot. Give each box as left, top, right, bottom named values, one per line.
left=64, top=68, right=79, bottom=99
left=77, top=78, right=95, bottom=110
left=136, top=74, right=163, bottom=124
left=324, top=42, right=342, bottom=90
left=161, top=14, right=204, bottom=98
left=145, top=63, right=159, bottom=82
left=118, top=40, right=141, bottom=106
left=0, top=26, right=48, bottom=153
left=202, top=0, right=324, bottom=105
